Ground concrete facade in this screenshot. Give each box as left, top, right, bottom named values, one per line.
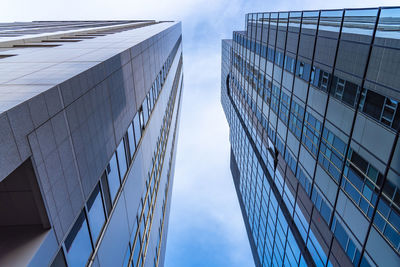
left=0, top=20, right=183, bottom=267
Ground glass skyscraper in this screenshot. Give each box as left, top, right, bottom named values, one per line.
left=221, top=7, right=400, bottom=267
left=0, top=21, right=183, bottom=267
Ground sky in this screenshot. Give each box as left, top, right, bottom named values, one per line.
left=1, top=0, right=398, bottom=266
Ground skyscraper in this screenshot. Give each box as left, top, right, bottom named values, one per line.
left=222, top=7, right=400, bottom=267
left=0, top=20, right=183, bottom=267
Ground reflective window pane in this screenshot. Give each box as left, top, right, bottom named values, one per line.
left=127, top=123, right=136, bottom=158
left=117, top=139, right=127, bottom=178
left=133, top=112, right=141, bottom=146
left=87, top=184, right=106, bottom=243
left=123, top=245, right=131, bottom=267
left=289, top=12, right=302, bottom=33
left=106, top=153, right=120, bottom=201
left=301, top=11, right=319, bottom=32
left=342, top=9, right=378, bottom=43
left=375, top=8, right=400, bottom=48
left=65, top=212, right=92, bottom=267
left=318, top=10, right=343, bottom=38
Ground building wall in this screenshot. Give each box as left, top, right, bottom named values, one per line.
left=0, top=21, right=183, bottom=267
left=223, top=8, right=400, bottom=267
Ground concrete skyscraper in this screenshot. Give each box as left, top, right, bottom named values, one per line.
left=0, top=20, right=183, bottom=267
left=222, top=7, right=399, bottom=267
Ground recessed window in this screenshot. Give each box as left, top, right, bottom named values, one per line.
left=64, top=211, right=93, bottom=267
left=106, top=153, right=121, bottom=202
left=133, top=113, right=142, bottom=146
left=127, top=123, right=136, bottom=158
left=100, top=173, right=112, bottom=216
left=117, top=139, right=128, bottom=178
left=87, top=185, right=106, bottom=243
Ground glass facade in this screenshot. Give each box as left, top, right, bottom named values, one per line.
left=222, top=7, right=400, bottom=267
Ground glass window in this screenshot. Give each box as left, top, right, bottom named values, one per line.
left=65, top=211, right=93, bottom=267
left=284, top=55, right=296, bottom=73
left=106, top=153, right=120, bottom=202
left=50, top=249, right=67, bottom=267
left=127, top=123, right=136, bottom=158
left=333, top=219, right=348, bottom=249
left=100, top=172, right=112, bottom=216
left=363, top=89, right=385, bottom=120
left=375, top=8, right=400, bottom=49
left=122, top=245, right=131, bottom=267
left=117, top=139, right=128, bottom=178
left=302, top=11, right=319, bottom=31
left=289, top=12, right=302, bottom=33
left=142, top=102, right=149, bottom=126
left=133, top=113, right=141, bottom=146
left=87, top=184, right=106, bottom=243
left=131, top=240, right=140, bottom=267
left=342, top=9, right=378, bottom=42
left=139, top=108, right=144, bottom=130
left=318, top=10, right=343, bottom=38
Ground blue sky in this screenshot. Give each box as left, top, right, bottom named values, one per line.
left=1, top=0, right=398, bottom=266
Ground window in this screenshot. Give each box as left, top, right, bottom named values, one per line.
left=363, top=89, right=385, bottom=120
left=284, top=55, right=295, bottom=73
left=319, top=128, right=346, bottom=182
left=127, top=123, right=136, bottom=158
left=50, top=249, right=67, bottom=267
left=133, top=113, right=142, bottom=146
left=100, top=172, right=112, bottom=216
left=106, top=153, right=120, bottom=201
left=64, top=211, right=93, bottom=267
left=275, top=50, right=284, bottom=67
left=142, top=102, right=149, bottom=126
left=289, top=100, right=304, bottom=139
left=302, top=112, right=321, bottom=157
left=298, top=62, right=304, bottom=77
left=381, top=98, right=398, bottom=127
left=123, top=245, right=131, bottom=267
left=117, top=139, right=128, bottom=178
left=87, top=184, right=106, bottom=243
left=279, top=91, right=290, bottom=125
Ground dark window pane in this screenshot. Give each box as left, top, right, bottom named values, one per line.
left=87, top=185, right=106, bottom=243
left=50, top=249, right=67, bottom=267
left=384, top=225, right=400, bottom=248
left=65, top=211, right=92, bottom=267
left=100, top=172, right=112, bottom=216
left=342, top=81, right=359, bottom=107
left=107, top=153, right=120, bottom=202
left=363, top=90, right=385, bottom=120
left=334, top=221, right=348, bottom=249
left=350, top=150, right=368, bottom=173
